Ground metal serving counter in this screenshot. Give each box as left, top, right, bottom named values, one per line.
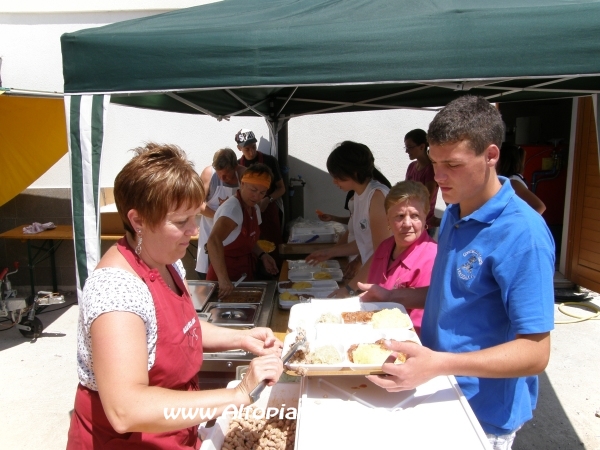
left=189, top=280, right=278, bottom=374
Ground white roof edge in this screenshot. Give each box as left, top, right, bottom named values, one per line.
left=0, top=0, right=220, bottom=14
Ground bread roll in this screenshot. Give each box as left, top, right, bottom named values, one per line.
left=347, top=339, right=407, bottom=365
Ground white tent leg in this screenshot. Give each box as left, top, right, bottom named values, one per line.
left=65, top=94, right=108, bottom=300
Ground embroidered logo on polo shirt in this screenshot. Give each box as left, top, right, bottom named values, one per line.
left=457, top=250, right=483, bottom=280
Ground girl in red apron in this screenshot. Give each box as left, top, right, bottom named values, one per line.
left=206, top=165, right=279, bottom=298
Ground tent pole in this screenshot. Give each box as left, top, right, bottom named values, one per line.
left=593, top=95, right=600, bottom=177
left=277, top=121, right=289, bottom=236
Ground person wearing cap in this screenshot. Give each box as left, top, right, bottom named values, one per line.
left=196, top=148, right=247, bottom=279
left=206, top=163, right=279, bottom=298
left=235, top=129, right=286, bottom=267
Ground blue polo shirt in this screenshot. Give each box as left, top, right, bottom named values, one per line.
left=421, top=177, right=555, bottom=435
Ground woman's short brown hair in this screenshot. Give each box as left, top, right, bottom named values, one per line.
left=384, top=180, right=430, bottom=216
left=212, top=148, right=238, bottom=171
left=114, top=143, right=205, bottom=234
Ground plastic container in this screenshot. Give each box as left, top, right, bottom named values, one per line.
left=288, top=223, right=336, bottom=244
left=199, top=381, right=300, bottom=450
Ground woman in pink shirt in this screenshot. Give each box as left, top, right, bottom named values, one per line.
left=364, top=180, right=437, bottom=335
left=405, top=128, right=440, bottom=234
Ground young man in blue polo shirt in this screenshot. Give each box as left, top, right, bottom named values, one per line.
left=359, top=95, right=555, bottom=449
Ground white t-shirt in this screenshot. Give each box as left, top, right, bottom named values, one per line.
left=213, top=195, right=262, bottom=246
left=196, top=168, right=240, bottom=273
left=76, top=261, right=185, bottom=391
left=347, top=197, right=357, bottom=262
left=351, top=179, right=390, bottom=262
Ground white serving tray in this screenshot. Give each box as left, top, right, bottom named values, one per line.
left=278, top=291, right=336, bottom=310
left=287, top=259, right=341, bottom=270
left=288, top=268, right=344, bottom=282
left=288, top=224, right=337, bottom=244
left=199, top=381, right=300, bottom=450
left=295, top=375, right=491, bottom=449
left=283, top=325, right=419, bottom=375
left=287, top=298, right=412, bottom=331
left=278, top=280, right=339, bottom=293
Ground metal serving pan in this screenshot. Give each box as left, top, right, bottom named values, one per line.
left=187, top=280, right=217, bottom=311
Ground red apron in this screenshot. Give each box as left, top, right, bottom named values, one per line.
left=67, top=238, right=203, bottom=449
left=206, top=190, right=260, bottom=282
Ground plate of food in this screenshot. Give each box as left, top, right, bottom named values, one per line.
left=257, top=240, right=276, bottom=253
left=287, top=260, right=341, bottom=270
left=283, top=326, right=419, bottom=375
left=287, top=268, right=344, bottom=282
left=278, top=280, right=339, bottom=293
left=287, top=298, right=413, bottom=331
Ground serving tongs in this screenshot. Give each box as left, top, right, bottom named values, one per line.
left=248, top=336, right=306, bottom=403
left=232, top=273, right=247, bottom=287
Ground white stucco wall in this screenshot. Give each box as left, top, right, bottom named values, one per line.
left=1, top=1, right=443, bottom=222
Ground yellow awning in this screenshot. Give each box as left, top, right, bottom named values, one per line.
left=0, top=95, right=67, bottom=207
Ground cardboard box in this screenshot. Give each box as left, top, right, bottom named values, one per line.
left=100, top=188, right=125, bottom=235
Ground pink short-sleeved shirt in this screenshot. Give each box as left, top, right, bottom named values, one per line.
left=406, top=161, right=438, bottom=227
left=367, top=233, right=437, bottom=334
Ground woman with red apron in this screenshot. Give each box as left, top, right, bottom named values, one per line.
left=206, top=164, right=279, bottom=298
left=66, top=144, right=283, bottom=449
left=68, top=239, right=203, bottom=449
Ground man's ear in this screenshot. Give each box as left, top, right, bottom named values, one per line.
left=486, top=144, right=500, bottom=167
left=127, top=209, right=143, bottom=232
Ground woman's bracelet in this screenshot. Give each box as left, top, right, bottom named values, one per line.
left=257, top=251, right=266, bottom=260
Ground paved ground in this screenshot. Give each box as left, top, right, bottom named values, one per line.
left=0, top=290, right=599, bottom=449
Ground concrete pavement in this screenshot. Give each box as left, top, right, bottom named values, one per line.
left=0, top=291, right=599, bottom=449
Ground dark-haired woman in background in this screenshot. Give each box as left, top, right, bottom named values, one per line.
left=306, top=141, right=390, bottom=292
left=404, top=129, right=440, bottom=234
left=497, top=143, right=546, bottom=214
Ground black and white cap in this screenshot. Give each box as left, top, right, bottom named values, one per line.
left=235, top=129, right=257, bottom=147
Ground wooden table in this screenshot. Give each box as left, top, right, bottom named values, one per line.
left=0, top=224, right=197, bottom=296
left=0, top=225, right=77, bottom=296
left=270, top=261, right=292, bottom=342
left=279, top=242, right=333, bottom=257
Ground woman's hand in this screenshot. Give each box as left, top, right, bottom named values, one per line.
left=261, top=254, right=279, bottom=275
left=241, top=327, right=283, bottom=357
left=328, top=286, right=351, bottom=298
left=305, top=248, right=332, bottom=264
left=217, top=278, right=234, bottom=298
left=357, top=282, right=392, bottom=302
left=317, top=212, right=335, bottom=222
left=236, top=354, right=284, bottom=399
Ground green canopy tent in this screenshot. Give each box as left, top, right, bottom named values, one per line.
left=61, top=0, right=600, bottom=295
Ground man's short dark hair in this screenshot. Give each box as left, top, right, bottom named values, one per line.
left=326, top=141, right=374, bottom=183
left=427, top=95, right=505, bottom=155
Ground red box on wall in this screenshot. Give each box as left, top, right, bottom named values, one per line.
left=520, top=144, right=568, bottom=226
